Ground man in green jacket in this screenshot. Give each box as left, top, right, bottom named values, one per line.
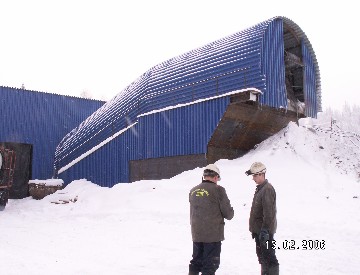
left=246, top=162, right=279, bottom=275
left=188, top=164, right=234, bottom=275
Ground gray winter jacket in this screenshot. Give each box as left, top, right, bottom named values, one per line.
left=249, top=180, right=277, bottom=234
left=189, top=180, right=234, bottom=243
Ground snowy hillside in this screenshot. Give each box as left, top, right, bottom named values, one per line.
left=0, top=108, right=359, bottom=275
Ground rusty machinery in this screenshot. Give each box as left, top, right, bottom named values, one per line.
left=0, top=146, right=16, bottom=210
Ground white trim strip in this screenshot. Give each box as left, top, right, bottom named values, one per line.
left=138, top=88, right=262, bottom=117
left=58, top=87, right=261, bottom=174
left=58, top=122, right=138, bottom=174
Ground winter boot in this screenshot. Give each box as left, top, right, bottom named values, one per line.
left=188, top=272, right=199, bottom=275
left=268, top=264, right=279, bottom=275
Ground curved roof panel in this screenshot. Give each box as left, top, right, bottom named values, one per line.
left=55, top=16, right=321, bottom=172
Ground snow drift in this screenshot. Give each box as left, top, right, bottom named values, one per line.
left=0, top=110, right=359, bottom=274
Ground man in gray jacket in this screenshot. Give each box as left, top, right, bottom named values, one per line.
left=246, top=162, right=279, bottom=275
left=188, top=164, right=234, bottom=275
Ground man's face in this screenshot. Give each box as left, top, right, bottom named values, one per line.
left=252, top=173, right=265, bottom=185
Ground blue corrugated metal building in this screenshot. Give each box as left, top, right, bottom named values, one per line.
left=54, top=16, right=321, bottom=187
left=0, top=86, right=104, bottom=196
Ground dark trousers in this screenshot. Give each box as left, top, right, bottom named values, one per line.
left=253, top=233, right=279, bottom=267
left=189, top=241, right=221, bottom=275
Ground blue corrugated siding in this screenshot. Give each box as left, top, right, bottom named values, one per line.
left=55, top=16, right=321, bottom=186
left=54, top=21, right=283, bottom=171
left=0, top=86, right=104, bottom=179
left=54, top=73, right=151, bottom=169
left=140, top=97, right=229, bottom=159
left=60, top=126, right=139, bottom=186
left=54, top=28, right=269, bottom=171
left=59, top=97, right=229, bottom=186
left=260, top=18, right=287, bottom=108
left=302, top=41, right=318, bottom=118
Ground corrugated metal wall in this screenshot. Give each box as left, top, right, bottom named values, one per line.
left=302, top=41, right=318, bottom=118
left=54, top=22, right=272, bottom=173
left=54, top=73, right=151, bottom=171
left=55, top=16, right=321, bottom=186
left=59, top=97, right=229, bottom=186
left=0, top=86, right=104, bottom=180
left=260, top=18, right=287, bottom=108
left=139, top=97, right=229, bottom=159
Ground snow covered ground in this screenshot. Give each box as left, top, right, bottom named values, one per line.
left=1, top=109, right=359, bottom=275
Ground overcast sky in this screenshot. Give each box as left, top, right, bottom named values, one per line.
left=1, top=0, right=358, bottom=111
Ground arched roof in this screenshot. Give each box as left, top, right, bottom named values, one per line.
left=55, top=16, right=321, bottom=172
